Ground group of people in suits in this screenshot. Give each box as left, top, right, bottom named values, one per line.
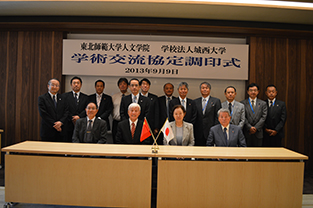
left=38, top=76, right=286, bottom=148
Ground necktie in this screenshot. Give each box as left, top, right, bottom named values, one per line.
left=181, top=99, right=185, bottom=110
left=228, top=103, right=232, bottom=114
left=251, top=100, right=255, bottom=111
left=133, top=96, right=137, bottom=103
left=224, top=127, right=228, bottom=146
left=202, top=99, right=206, bottom=114
left=85, top=120, right=93, bottom=143
left=75, top=93, right=79, bottom=106
left=167, top=97, right=171, bottom=118
left=97, top=95, right=101, bottom=108
left=53, top=95, right=57, bottom=108
left=131, top=122, right=135, bottom=139
left=122, top=93, right=125, bottom=97
left=270, top=100, right=273, bottom=108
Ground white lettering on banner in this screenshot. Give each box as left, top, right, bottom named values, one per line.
left=63, top=40, right=248, bottom=80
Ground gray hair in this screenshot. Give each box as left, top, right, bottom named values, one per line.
left=48, top=78, right=60, bottom=86
left=217, top=108, right=231, bottom=117
left=128, top=103, right=141, bottom=111
left=199, top=82, right=211, bottom=90
left=177, top=82, right=189, bottom=90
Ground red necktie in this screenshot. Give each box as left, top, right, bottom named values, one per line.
left=131, top=122, right=135, bottom=139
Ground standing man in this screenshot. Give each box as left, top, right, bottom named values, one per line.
left=221, top=86, right=245, bottom=129
left=89, top=80, right=113, bottom=131
left=207, top=109, right=246, bottom=147
left=169, top=82, right=196, bottom=125
left=194, top=82, right=221, bottom=146
left=158, top=83, right=176, bottom=128
left=263, top=85, right=287, bottom=147
left=116, top=103, right=150, bottom=144
left=63, top=76, right=89, bottom=142
left=38, top=78, right=69, bottom=142
left=120, top=78, right=150, bottom=121
left=72, top=102, right=107, bottom=144
left=111, top=78, right=130, bottom=143
left=140, top=78, right=159, bottom=136
left=241, top=83, right=267, bottom=147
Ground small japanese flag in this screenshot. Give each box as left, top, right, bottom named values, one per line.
left=161, top=119, right=174, bottom=144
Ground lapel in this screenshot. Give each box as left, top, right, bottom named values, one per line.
left=170, top=122, right=177, bottom=145
left=204, top=97, right=214, bottom=116
left=228, top=125, right=235, bottom=145
left=181, top=122, right=189, bottom=145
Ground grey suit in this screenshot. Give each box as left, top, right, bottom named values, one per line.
left=241, top=98, right=267, bottom=147
left=72, top=117, right=107, bottom=144
left=206, top=124, right=246, bottom=147
left=164, top=121, right=194, bottom=146
left=221, top=100, right=245, bottom=129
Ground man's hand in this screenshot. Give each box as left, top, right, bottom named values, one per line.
left=249, top=127, right=257, bottom=134
left=53, top=121, right=62, bottom=132
left=72, top=115, right=80, bottom=124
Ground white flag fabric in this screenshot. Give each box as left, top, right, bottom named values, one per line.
left=161, top=119, right=174, bottom=144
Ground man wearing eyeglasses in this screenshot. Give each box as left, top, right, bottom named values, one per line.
left=120, top=78, right=150, bottom=121
left=72, top=102, right=107, bottom=144
left=241, top=83, right=267, bottom=147
left=38, top=78, right=69, bottom=142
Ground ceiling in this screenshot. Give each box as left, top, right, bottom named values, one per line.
left=0, top=0, right=313, bottom=25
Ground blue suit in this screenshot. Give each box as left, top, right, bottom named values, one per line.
left=207, top=124, right=246, bottom=147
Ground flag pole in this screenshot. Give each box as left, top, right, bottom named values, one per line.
left=154, top=118, right=168, bottom=145
left=144, top=117, right=159, bottom=153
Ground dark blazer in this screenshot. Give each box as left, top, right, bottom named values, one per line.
left=89, top=93, right=113, bottom=129
left=145, top=93, right=159, bottom=132
left=264, top=99, right=287, bottom=139
left=158, top=95, right=176, bottom=129
left=72, top=117, right=107, bottom=144
left=115, top=119, right=150, bottom=144
left=120, top=94, right=150, bottom=121
left=168, top=97, right=197, bottom=125
left=206, top=124, right=246, bottom=147
left=38, top=93, right=69, bottom=142
left=194, top=96, right=221, bottom=146
left=63, top=91, right=89, bottom=142
left=241, top=98, right=267, bottom=139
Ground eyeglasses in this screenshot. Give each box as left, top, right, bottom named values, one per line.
left=86, top=107, right=97, bottom=110
left=130, top=84, right=139, bottom=87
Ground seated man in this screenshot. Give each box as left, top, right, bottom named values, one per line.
left=72, top=102, right=107, bottom=144
left=116, top=103, right=150, bottom=144
left=207, top=108, right=246, bottom=147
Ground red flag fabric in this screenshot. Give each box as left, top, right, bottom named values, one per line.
left=140, top=118, right=152, bottom=142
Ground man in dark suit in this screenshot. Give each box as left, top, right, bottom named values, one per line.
left=207, top=108, right=246, bottom=147
left=263, top=85, right=287, bottom=147
left=169, top=82, right=196, bottom=125
left=63, top=76, right=89, bottom=142
left=158, top=83, right=175, bottom=145
left=72, top=102, right=107, bottom=144
left=241, top=83, right=267, bottom=147
left=140, top=78, right=159, bottom=136
left=38, top=78, right=69, bottom=142
left=120, top=78, right=150, bottom=121
left=194, top=82, right=221, bottom=146
left=116, top=103, right=150, bottom=144
left=89, top=80, right=113, bottom=130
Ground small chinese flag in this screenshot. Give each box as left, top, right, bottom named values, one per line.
left=140, top=118, right=152, bottom=142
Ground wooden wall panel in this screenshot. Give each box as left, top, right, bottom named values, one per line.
left=0, top=31, right=63, bottom=155
left=249, top=37, right=313, bottom=169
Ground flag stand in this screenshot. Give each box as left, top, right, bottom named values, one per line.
left=144, top=117, right=159, bottom=153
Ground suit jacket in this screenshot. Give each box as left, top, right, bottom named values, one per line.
left=115, top=119, right=150, bottom=144
left=168, top=97, right=197, bottom=125
left=63, top=91, right=89, bottom=142
left=158, top=95, right=176, bottom=130
left=241, top=98, right=267, bottom=139
left=164, top=121, right=194, bottom=146
left=72, top=117, right=107, bottom=144
left=194, top=96, right=221, bottom=146
left=89, top=93, right=113, bottom=129
left=120, top=94, right=150, bottom=121
left=38, top=93, right=69, bottom=142
left=206, top=124, right=246, bottom=147
left=145, top=93, right=159, bottom=131
left=221, top=100, right=245, bottom=129
left=264, top=99, right=287, bottom=138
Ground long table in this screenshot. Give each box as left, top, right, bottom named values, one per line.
left=2, top=141, right=308, bottom=208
